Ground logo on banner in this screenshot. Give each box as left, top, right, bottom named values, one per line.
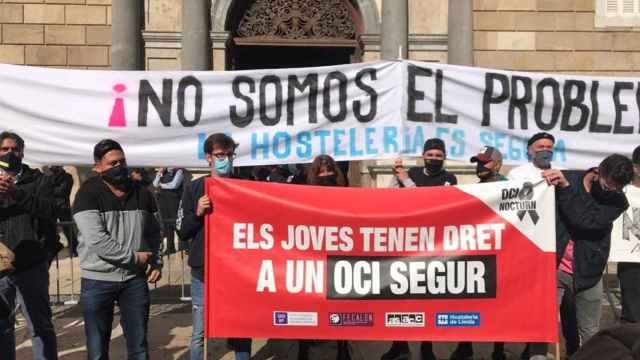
left=329, top=312, right=374, bottom=326
left=273, top=312, right=318, bottom=326
left=108, top=84, right=127, bottom=127
left=385, top=313, right=425, bottom=327
left=499, top=182, right=539, bottom=224
left=435, top=312, right=481, bottom=327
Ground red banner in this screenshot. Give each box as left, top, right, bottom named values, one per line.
left=205, top=178, right=558, bottom=342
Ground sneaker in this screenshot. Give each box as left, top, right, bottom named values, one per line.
left=381, top=344, right=410, bottom=360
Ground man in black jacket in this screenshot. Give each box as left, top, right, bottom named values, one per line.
left=543, top=154, right=633, bottom=347
left=176, top=133, right=251, bottom=360
left=45, top=165, right=76, bottom=256
left=0, top=131, right=59, bottom=360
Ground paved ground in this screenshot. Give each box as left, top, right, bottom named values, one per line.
left=13, top=246, right=623, bottom=359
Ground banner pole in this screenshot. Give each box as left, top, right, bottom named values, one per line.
left=555, top=342, right=560, bottom=360
left=204, top=338, right=208, bottom=359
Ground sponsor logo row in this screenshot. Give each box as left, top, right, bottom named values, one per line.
left=273, top=311, right=481, bottom=328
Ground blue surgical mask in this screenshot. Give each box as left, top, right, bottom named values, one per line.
left=214, top=157, right=232, bottom=176
left=533, top=150, right=553, bottom=170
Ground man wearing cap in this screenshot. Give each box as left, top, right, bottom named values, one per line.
left=0, top=131, right=60, bottom=360
left=508, top=132, right=556, bottom=181
left=73, top=139, right=162, bottom=359
left=383, top=138, right=457, bottom=360
left=616, top=145, right=640, bottom=324
left=390, top=138, right=457, bottom=188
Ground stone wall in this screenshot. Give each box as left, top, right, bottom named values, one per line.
left=0, top=0, right=111, bottom=68
left=474, top=0, right=640, bottom=76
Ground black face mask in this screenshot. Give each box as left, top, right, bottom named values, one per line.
left=424, top=159, right=444, bottom=175
left=101, top=165, right=130, bottom=188
left=591, top=179, right=619, bottom=203
left=476, top=162, right=492, bottom=179
left=316, top=174, right=338, bottom=186
left=0, top=152, right=22, bottom=173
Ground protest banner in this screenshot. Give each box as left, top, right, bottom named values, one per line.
left=0, top=60, right=638, bottom=168
left=204, top=178, right=558, bottom=342
left=610, top=185, right=640, bottom=263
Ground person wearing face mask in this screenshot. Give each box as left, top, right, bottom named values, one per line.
left=542, top=154, right=633, bottom=354
left=508, top=132, right=556, bottom=181
left=383, top=138, right=457, bottom=360
left=175, top=133, right=252, bottom=360
left=72, top=139, right=162, bottom=359
left=389, top=138, right=457, bottom=189
left=617, top=146, right=640, bottom=325
left=0, top=131, right=61, bottom=360
left=297, top=154, right=350, bottom=360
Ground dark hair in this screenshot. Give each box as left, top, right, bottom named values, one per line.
left=633, top=145, right=640, bottom=165
left=93, top=139, right=123, bottom=162
left=0, top=131, right=25, bottom=151
left=307, top=155, right=347, bottom=186
left=599, top=154, right=634, bottom=187
left=203, top=133, right=237, bottom=155
left=423, top=138, right=446, bottom=154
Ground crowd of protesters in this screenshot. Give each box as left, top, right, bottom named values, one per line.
left=0, top=128, right=639, bottom=360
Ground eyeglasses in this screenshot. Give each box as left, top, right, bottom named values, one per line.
left=212, top=151, right=236, bottom=160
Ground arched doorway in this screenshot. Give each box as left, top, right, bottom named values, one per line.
left=224, top=0, right=365, bottom=70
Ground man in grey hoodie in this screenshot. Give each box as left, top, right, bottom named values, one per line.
left=73, top=139, right=162, bottom=360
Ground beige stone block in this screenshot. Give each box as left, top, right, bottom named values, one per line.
left=497, top=0, right=537, bottom=11
left=613, top=33, right=640, bottom=51
left=67, top=45, right=108, bottom=65
left=574, top=52, right=633, bottom=71
left=408, top=51, right=447, bottom=62
left=4, top=0, right=43, bottom=3
left=213, top=48, right=224, bottom=71
left=146, top=0, right=181, bottom=31
left=554, top=13, right=576, bottom=31
left=410, top=0, right=447, bottom=34
left=87, top=0, right=111, bottom=4
left=106, top=4, right=110, bottom=25
left=45, top=25, right=85, bottom=44
left=45, top=0, right=86, bottom=4
left=573, top=32, right=613, bottom=51
left=65, top=5, right=106, bottom=24
left=575, top=0, right=595, bottom=12
left=553, top=52, right=578, bottom=70
left=0, top=45, right=24, bottom=64
left=537, top=0, right=574, bottom=11
left=536, top=32, right=573, bottom=50
left=475, top=50, right=516, bottom=69
left=25, top=45, right=66, bottom=65
left=86, top=25, right=110, bottom=44
left=574, top=12, right=595, bottom=31
left=3, top=24, right=43, bottom=44
left=24, top=4, right=65, bottom=24
left=145, top=48, right=179, bottom=58
left=631, top=53, right=640, bottom=71
left=514, top=12, right=556, bottom=31
left=474, top=11, right=516, bottom=30
left=147, top=58, right=178, bottom=70
left=474, top=31, right=499, bottom=50
left=518, top=51, right=556, bottom=70
left=0, top=4, right=23, bottom=23
left=474, top=0, right=499, bottom=10
left=496, top=31, right=535, bottom=50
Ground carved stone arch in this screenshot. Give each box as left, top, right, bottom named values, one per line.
left=212, top=0, right=380, bottom=35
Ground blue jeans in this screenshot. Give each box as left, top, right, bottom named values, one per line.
left=191, top=269, right=251, bottom=360
left=0, top=261, right=58, bottom=360
left=81, top=276, right=150, bottom=360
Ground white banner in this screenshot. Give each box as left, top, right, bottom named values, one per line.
left=610, top=186, right=640, bottom=263
left=0, top=60, right=639, bottom=167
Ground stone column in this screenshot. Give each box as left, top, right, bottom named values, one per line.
left=380, top=0, right=408, bottom=60
left=111, top=0, right=144, bottom=70
left=448, top=0, right=474, bottom=65
left=182, top=0, right=212, bottom=70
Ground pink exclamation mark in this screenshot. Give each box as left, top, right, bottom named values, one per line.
left=108, top=84, right=127, bottom=127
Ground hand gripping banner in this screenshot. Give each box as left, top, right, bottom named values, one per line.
left=204, top=178, right=558, bottom=342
